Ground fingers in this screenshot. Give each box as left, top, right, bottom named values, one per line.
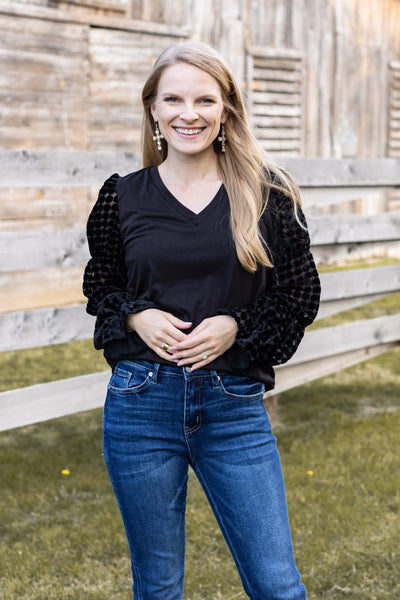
left=165, top=313, right=193, bottom=331
left=170, top=332, right=216, bottom=369
left=169, top=315, right=238, bottom=370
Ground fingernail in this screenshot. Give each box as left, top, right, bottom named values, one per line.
left=177, top=361, right=184, bottom=366
left=170, top=354, right=177, bottom=360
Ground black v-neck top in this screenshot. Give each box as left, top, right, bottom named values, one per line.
left=116, top=167, right=274, bottom=383
left=83, top=168, right=321, bottom=389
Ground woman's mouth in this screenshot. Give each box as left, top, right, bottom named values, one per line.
left=174, top=127, right=204, bottom=136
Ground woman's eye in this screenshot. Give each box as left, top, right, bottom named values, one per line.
left=199, top=98, right=215, bottom=104
left=164, top=97, right=179, bottom=103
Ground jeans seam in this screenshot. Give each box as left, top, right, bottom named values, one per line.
left=194, top=465, right=253, bottom=597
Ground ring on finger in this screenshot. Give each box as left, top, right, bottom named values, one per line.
left=162, top=342, right=170, bottom=352
left=201, top=352, right=208, bottom=360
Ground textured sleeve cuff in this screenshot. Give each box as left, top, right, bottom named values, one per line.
left=93, top=293, right=157, bottom=350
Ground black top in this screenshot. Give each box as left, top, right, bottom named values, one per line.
left=83, top=167, right=321, bottom=390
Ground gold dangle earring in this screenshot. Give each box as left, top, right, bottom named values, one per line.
left=153, top=122, right=164, bottom=151
left=218, top=123, right=226, bottom=153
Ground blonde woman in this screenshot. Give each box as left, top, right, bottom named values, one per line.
left=83, top=41, right=320, bottom=600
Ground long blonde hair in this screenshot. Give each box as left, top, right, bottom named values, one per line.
left=141, top=41, right=301, bottom=273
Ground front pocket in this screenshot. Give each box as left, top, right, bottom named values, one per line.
left=108, top=365, right=153, bottom=395
left=218, top=373, right=265, bottom=401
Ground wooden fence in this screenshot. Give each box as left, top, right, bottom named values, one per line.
left=1, top=151, right=399, bottom=430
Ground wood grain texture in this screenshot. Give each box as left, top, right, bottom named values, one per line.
left=2, top=0, right=400, bottom=158
left=269, top=342, right=398, bottom=397
left=0, top=371, right=110, bottom=432
left=0, top=266, right=85, bottom=313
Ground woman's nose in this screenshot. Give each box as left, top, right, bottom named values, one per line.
left=180, top=103, right=198, bottom=121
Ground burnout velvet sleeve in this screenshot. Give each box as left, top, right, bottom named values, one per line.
left=221, top=191, right=321, bottom=368
left=83, top=174, right=157, bottom=350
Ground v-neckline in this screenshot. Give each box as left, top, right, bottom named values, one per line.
left=150, top=166, right=224, bottom=224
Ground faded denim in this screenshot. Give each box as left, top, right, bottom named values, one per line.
left=103, top=360, right=306, bottom=600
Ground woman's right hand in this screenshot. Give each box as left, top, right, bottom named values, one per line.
left=126, top=309, right=192, bottom=361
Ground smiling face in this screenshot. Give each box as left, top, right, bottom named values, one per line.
left=150, top=62, right=227, bottom=161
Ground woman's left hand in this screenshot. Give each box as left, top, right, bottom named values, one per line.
left=170, top=315, right=238, bottom=370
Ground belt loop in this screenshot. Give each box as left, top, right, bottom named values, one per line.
left=211, top=371, right=220, bottom=389
left=151, top=363, right=160, bottom=383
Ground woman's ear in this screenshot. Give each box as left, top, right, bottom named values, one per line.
left=221, top=108, right=228, bottom=124
left=151, top=104, right=158, bottom=123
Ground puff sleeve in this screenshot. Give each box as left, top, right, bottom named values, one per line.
left=221, top=190, right=321, bottom=368
left=83, top=174, right=157, bottom=350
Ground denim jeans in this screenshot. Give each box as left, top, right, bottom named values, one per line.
left=103, top=360, right=306, bottom=600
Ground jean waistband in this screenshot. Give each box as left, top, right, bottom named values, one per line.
left=116, top=359, right=220, bottom=384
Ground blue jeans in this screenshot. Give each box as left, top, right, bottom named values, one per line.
left=103, top=360, right=306, bottom=600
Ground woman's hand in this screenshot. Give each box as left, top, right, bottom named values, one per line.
left=126, top=309, right=192, bottom=362
left=170, top=315, right=238, bottom=370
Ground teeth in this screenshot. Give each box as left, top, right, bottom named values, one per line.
left=175, top=128, right=202, bottom=135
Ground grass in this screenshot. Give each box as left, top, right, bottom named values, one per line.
left=1, top=347, right=399, bottom=599
left=1, top=266, right=399, bottom=599
left=1, top=345, right=399, bottom=599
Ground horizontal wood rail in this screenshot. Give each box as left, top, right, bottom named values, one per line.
left=1, top=314, right=399, bottom=431
left=0, top=150, right=399, bottom=188
left=2, top=215, right=400, bottom=272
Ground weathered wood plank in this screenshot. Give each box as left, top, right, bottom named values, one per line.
left=268, top=342, right=398, bottom=397
left=0, top=230, right=88, bottom=272
left=0, top=305, right=94, bottom=352
left=252, top=115, right=302, bottom=128
left=278, top=158, right=400, bottom=187
left=0, top=150, right=141, bottom=188
left=248, top=46, right=303, bottom=60
left=253, top=105, right=302, bottom=117
left=252, top=91, right=302, bottom=105
left=312, top=241, right=400, bottom=266
left=289, top=313, right=400, bottom=366
left=0, top=371, right=110, bottom=432
left=249, top=80, right=302, bottom=94
left=320, top=264, right=400, bottom=302
left=255, top=128, right=301, bottom=140
left=260, top=139, right=301, bottom=151
left=299, top=187, right=386, bottom=208
left=0, top=187, right=92, bottom=231
left=309, top=213, right=400, bottom=245
left=0, top=266, right=84, bottom=313
left=0, top=1, right=190, bottom=37
left=252, top=57, right=303, bottom=71
left=252, top=67, right=302, bottom=82
left=1, top=152, right=399, bottom=189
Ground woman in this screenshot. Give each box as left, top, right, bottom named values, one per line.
left=83, top=41, right=320, bottom=600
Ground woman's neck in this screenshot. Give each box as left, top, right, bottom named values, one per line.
left=159, top=150, right=221, bottom=185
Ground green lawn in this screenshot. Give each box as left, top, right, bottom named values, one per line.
left=0, top=282, right=399, bottom=599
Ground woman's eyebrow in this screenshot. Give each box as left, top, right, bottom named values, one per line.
left=159, top=91, right=220, bottom=99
